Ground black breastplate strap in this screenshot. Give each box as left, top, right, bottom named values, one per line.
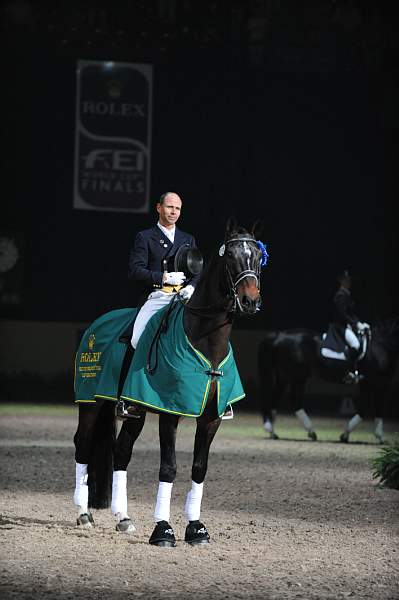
left=205, top=369, right=224, bottom=379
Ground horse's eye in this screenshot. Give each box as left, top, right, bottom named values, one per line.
left=226, top=250, right=234, bottom=258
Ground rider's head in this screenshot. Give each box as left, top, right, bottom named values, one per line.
left=157, top=192, right=182, bottom=229
left=338, top=269, right=351, bottom=289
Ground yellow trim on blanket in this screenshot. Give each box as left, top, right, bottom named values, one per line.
left=186, top=337, right=232, bottom=370
left=75, top=399, right=97, bottom=403
left=121, top=378, right=211, bottom=418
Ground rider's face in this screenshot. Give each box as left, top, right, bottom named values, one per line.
left=157, top=194, right=182, bottom=228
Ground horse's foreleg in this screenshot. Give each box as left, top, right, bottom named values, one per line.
left=148, top=414, right=179, bottom=547
left=182, top=413, right=221, bottom=545
left=112, top=413, right=146, bottom=533
left=155, top=413, right=179, bottom=519
left=340, top=413, right=362, bottom=443
left=73, top=402, right=103, bottom=525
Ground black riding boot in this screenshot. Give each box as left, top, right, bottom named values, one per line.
left=116, top=344, right=135, bottom=418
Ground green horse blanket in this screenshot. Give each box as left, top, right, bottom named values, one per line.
left=75, top=300, right=245, bottom=417
left=74, top=308, right=138, bottom=403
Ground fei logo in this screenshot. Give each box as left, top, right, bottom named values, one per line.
left=83, top=149, right=144, bottom=172
left=74, top=60, right=152, bottom=213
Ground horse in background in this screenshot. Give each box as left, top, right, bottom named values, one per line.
left=258, top=319, right=399, bottom=443
left=73, top=218, right=266, bottom=546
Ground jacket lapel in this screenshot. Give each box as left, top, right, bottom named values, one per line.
left=172, top=228, right=185, bottom=249
left=153, top=225, right=174, bottom=263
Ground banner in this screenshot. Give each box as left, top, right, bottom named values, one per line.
left=74, top=60, right=152, bottom=213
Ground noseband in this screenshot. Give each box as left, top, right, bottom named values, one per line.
left=224, top=236, right=261, bottom=314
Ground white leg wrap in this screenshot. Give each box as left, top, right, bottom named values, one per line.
left=295, top=409, right=314, bottom=432
left=185, top=481, right=204, bottom=521
left=346, top=413, right=362, bottom=432
left=73, top=462, right=88, bottom=513
left=111, top=470, right=128, bottom=517
left=374, top=418, right=384, bottom=441
left=264, top=419, right=274, bottom=433
left=154, top=481, right=173, bottom=523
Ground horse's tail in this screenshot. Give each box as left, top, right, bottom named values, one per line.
left=88, top=401, right=116, bottom=509
left=258, top=331, right=280, bottom=419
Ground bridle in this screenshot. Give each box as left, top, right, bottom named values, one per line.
left=224, top=236, right=261, bottom=314
left=184, top=234, right=262, bottom=317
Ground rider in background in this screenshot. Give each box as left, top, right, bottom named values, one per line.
left=331, top=270, right=370, bottom=382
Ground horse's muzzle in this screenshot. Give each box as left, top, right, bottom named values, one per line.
left=237, top=279, right=261, bottom=315
left=239, top=294, right=262, bottom=315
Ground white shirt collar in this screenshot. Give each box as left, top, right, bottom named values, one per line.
left=157, top=222, right=175, bottom=243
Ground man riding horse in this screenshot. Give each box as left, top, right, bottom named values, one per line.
left=322, top=269, right=370, bottom=384
left=117, top=191, right=202, bottom=417
left=73, top=218, right=267, bottom=545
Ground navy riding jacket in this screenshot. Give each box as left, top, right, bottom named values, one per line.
left=128, top=225, right=200, bottom=306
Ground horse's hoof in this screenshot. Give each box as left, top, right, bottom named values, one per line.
left=340, top=432, right=349, bottom=443
left=149, top=520, right=176, bottom=547
left=308, top=431, right=317, bottom=441
left=185, top=520, right=210, bottom=545
left=116, top=518, right=136, bottom=535
left=76, top=513, right=94, bottom=528
left=375, top=437, right=385, bottom=445
left=271, top=432, right=279, bottom=440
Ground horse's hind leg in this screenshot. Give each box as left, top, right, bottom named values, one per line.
left=73, top=401, right=104, bottom=526
left=112, top=413, right=146, bottom=533
left=263, top=380, right=284, bottom=439
left=291, top=381, right=317, bottom=441
left=149, top=413, right=179, bottom=547
left=183, top=409, right=222, bottom=545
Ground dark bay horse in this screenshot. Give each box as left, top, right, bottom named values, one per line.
left=73, top=219, right=265, bottom=546
left=258, top=320, right=399, bottom=443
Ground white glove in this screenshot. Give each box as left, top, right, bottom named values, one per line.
left=179, top=284, right=195, bottom=301
left=357, top=321, right=370, bottom=332
left=163, top=271, right=186, bottom=286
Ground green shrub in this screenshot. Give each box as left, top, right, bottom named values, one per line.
left=372, top=442, right=399, bottom=490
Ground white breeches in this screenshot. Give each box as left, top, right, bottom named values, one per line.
left=345, top=327, right=360, bottom=350
left=131, top=291, right=176, bottom=349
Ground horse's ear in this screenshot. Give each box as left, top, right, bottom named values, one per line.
left=251, top=220, right=264, bottom=239
left=225, top=216, right=237, bottom=238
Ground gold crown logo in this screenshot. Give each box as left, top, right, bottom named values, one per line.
left=88, top=333, right=95, bottom=350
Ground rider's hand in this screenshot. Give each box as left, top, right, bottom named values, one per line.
left=179, top=285, right=195, bottom=302
left=163, top=271, right=186, bottom=286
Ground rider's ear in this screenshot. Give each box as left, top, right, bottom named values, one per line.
left=225, top=216, right=237, bottom=238
left=251, top=220, right=264, bottom=239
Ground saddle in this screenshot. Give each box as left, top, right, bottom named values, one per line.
left=320, top=328, right=369, bottom=363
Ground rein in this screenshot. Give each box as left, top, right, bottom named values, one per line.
left=146, top=231, right=264, bottom=375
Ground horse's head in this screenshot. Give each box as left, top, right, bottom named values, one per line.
left=220, top=218, right=265, bottom=315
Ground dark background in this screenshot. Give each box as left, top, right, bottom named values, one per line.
left=2, top=0, right=398, bottom=332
